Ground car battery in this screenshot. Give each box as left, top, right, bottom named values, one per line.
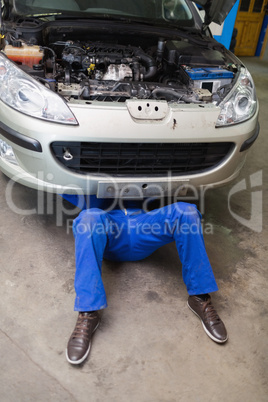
left=183, top=67, right=234, bottom=93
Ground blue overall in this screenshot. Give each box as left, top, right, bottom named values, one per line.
left=62, top=195, right=218, bottom=311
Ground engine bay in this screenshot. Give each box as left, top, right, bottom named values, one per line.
left=1, top=18, right=238, bottom=105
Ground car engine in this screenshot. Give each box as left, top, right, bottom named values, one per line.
left=1, top=19, right=237, bottom=105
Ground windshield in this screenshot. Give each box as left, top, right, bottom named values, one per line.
left=13, top=0, right=195, bottom=25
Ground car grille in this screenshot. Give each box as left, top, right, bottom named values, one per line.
left=51, top=141, right=234, bottom=175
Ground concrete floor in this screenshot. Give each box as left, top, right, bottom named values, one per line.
left=0, top=57, right=267, bottom=402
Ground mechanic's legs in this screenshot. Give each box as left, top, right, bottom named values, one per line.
left=128, top=202, right=227, bottom=343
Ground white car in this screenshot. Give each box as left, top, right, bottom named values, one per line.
left=0, top=0, right=259, bottom=199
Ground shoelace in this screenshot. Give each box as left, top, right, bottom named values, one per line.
left=72, top=313, right=95, bottom=340
left=203, top=300, right=221, bottom=324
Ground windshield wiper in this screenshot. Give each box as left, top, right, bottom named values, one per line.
left=53, top=13, right=160, bottom=25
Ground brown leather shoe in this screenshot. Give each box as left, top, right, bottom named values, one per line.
left=66, top=311, right=100, bottom=364
left=187, top=294, right=228, bottom=343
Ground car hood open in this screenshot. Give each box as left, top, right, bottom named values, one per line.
left=3, top=0, right=237, bottom=31
left=190, top=0, right=237, bottom=25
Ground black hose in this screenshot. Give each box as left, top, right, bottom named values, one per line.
left=152, top=88, right=201, bottom=103
left=152, top=88, right=183, bottom=100
left=134, top=48, right=157, bottom=80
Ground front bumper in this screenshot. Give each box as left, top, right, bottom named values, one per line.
left=0, top=99, right=259, bottom=197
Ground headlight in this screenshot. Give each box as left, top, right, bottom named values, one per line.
left=0, top=52, right=78, bottom=125
left=216, top=67, right=257, bottom=127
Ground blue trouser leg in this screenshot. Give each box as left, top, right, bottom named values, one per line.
left=73, top=203, right=218, bottom=311
left=72, top=208, right=109, bottom=311
left=123, top=202, right=219, bottom=296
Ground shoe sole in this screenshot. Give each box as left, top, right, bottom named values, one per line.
left=187, top=302, right=228, bottom=344
left=66, top=321, right=100, bottom=365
